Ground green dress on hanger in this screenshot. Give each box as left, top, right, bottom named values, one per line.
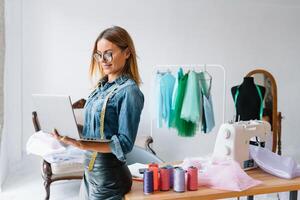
left=172, top=72, right=197, bottom=137
left=181, top=70, right=202, bottom=125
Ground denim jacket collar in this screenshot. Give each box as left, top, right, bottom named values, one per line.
left=98, top=74, right=130, bottom=87
left=115, top=74, right=130, bottom=85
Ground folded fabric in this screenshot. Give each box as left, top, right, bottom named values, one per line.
left=26, top=131, right=66, bottom=157
left=200, top=159, right=262, bottom=191
left=27, top=131, right=84, bottom=164
left=43, top=146, right=84, bottom=164
left=180, top=156, right=261, bottom=191
left=250, top=145, right=300, bottom=179
left=127, top=163, right=148, bottom=178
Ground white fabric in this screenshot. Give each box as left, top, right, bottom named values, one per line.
left=250, top=145, right=300, bottom=179
left=26, top=131, right=66, bottom=157
left=26, top=131, right=84, bottom=164
left=43, top=146, right=84, bottom=164
left=127, top=163, right=148, bottom=178
left=51, top=161, right=83, bottom=174
left=180, top=156, right=211, bottom=172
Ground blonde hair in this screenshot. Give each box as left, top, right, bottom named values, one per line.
left=89, top=26, right=141, bottom=86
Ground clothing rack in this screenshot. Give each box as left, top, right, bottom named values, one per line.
left=151, top=64, right=226, bottom=137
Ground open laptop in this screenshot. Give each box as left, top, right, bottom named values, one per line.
left=32, top=94, right=111, bottom=143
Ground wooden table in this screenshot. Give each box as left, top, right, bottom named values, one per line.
left=125, top=168, right=300, bottom=200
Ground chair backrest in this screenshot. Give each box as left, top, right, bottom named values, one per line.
left=126, top=145, right=164, bottom=165
left=32, top=111, right=41, bottom=132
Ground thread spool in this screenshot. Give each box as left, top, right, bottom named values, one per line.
left=173, top=167, right=185, bottom=192
left=149, top=163, right=159, bottom=168
left=160, top=167, right=170, bottom=191
left=143, top=169, right=154, bottom=195
left=149, top=163, right=159, bottom=191
left=187, top=166, right=198, bottom=191
left=165, top=165, right=174, bottom=188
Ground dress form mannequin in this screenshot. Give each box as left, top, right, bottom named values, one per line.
left=231, top=77, right=266, bottom=122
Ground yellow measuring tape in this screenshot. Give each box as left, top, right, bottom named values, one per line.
left=88, top=85, right=117, bottom=171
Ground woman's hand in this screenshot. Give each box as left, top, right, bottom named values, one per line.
left=51, top=129, right=83, bottom=149
left=51, top=128, right=63, bottom=140
left=51, top=129, right=111, bottom=152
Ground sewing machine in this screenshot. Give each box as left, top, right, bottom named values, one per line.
left=213, top=120, right=271, bottom=170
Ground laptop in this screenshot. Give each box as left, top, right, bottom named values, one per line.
left=32, top=94, right=111, bottom=143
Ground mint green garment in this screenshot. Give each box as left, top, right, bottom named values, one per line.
left=199, top=71, right=215, bottom=133
left=180, top=71, right=202, bottom=124
left=172, top=72, right=197, bottom=137
left=171, top=68, right=184, bottom=110
left=170, top=68, right=184, bottom=126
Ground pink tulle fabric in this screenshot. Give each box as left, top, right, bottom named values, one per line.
left=180, top=157, right=262, bottom=191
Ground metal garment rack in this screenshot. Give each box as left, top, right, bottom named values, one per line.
left=150, top=64, right=227, bottom=138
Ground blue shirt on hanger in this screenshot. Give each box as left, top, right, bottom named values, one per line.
left=156, top=71, right=175, bottom=128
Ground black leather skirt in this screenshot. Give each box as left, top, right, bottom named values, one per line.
left=79, top=151, right=132, bottom=200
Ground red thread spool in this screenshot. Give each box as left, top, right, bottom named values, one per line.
left=148, top=163, right=159, bottom=168
left=160, top=167, right=170, bottom=191
left=149, top=163, right=159, bottom=191
left=187, top=166, right=198, bottom=191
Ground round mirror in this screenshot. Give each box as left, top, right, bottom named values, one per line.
left=246, top=69, right=280, bottom=154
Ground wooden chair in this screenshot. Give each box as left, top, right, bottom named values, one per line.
left=32, top=99, right=157, bottom=200
left=32, top=98, right=86, bottom=200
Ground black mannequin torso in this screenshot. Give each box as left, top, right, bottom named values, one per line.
left=231, top=77, right=266, bottom=121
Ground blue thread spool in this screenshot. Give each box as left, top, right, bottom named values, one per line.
left=173, top=167, right=185, bottom=192
left=165, top=165, right=174, bottom=188
left=143, top=169, right=154, bottom=195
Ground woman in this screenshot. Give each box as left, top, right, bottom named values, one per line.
left=52, top=26, right=144, bottom=200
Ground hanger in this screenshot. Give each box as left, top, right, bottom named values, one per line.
left=156, top=68, right=172, bottom=75
left=198, top=64, right=212, bottom=80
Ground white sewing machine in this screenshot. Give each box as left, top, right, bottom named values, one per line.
left=213, top=120, right=271, bottom=170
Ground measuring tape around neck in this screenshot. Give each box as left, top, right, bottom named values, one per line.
left=88, top=85, right=118, bottom=171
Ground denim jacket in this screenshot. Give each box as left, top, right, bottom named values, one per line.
left=82, top=74, right=144, bottom=162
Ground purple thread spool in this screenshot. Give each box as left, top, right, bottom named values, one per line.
left=173, top=167, right=185, bottom=193
left=143, top=169, right=154, bottom=195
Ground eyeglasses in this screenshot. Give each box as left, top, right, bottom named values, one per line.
left=93, top=51, right=113, bottom=63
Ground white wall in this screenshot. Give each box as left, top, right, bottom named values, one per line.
left=4, top=0, right=300, bottom=169
left=1, top=0, right=23, bottom=189
left=0, top=0, right=5, bottom=191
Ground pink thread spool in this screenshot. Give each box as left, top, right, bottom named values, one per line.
left=187, top=166, right=198, bottom=191
left=160, top=167, right=170, bottom=191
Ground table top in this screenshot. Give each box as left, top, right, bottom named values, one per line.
left=125, top=168, right=300, bottom=200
